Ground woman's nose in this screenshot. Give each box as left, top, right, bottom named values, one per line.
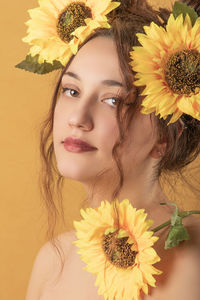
left=68, top=102, right=94, bottom=131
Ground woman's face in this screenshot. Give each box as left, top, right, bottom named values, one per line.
left=53, top=36, right=158, bottom=184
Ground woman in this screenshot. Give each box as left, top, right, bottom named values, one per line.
left=17, top=0, right=200, bottom=299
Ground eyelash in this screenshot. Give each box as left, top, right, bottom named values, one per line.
left=61, top=87, right=121, bottom=108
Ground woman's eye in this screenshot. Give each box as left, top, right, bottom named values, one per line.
left=62, top=87, right=79, bottom=97
left=104, top=97, right=119, bottom=107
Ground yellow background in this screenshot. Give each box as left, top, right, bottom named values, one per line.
left=0, top=0, right=199, bottom=299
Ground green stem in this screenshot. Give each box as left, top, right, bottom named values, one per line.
left=152, top=211, right=200, bottom=233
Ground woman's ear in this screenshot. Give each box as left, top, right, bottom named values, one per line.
left=150, top=119, right=185, bottom=159
left=150, top=142, right=167, bottom=159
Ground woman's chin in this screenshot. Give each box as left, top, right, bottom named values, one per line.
left=56, top=163, right=99, bottom=183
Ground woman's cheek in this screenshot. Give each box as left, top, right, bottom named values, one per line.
left=98, top=121, right=119, bottom=151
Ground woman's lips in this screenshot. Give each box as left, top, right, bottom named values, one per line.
left=62, top=137, right=97, bottom=153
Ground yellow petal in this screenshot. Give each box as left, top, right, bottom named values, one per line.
left=130, top=9, right=200, bottom=123
left=102, top=1, right=121, bottom=15
left=168, top=109, right=183, bottom=124
left=74, top=199, right=161, bottom=299
left=21, top=0, right=120, bottom=71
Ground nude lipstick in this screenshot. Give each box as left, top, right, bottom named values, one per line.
left=62, top=137, right=97, bottom=153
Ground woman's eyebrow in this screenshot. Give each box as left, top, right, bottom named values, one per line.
left=64, top=71, right=80, bottom=80
left=102, top=80, right=123, bottom=87
left=64, top=71, right=124, bottom=87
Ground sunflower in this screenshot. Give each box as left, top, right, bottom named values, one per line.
left=22, top=0, right=120, bottom=65
left=130, top=13, right=200, bottom=123
left=73, top=199, right=162, bottom=300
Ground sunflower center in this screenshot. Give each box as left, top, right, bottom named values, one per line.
left=102, top=231, right=137, bottom=268
left=57, top=2, right=92, bottom=43
left=164, top=49, right=200, bottom=95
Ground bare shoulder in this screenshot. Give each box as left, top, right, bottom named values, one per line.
left=183, top=214, right=200, bottom=247
left=25, top=230, right=76, bottom=300
left=152, top=216, right=200, bottom=300
left=167, top=215, right=200, bottom=299
left=179, top=215, right=200, bottom=267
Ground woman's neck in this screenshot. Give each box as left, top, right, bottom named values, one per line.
left=83, top=168, right=167, bottom=216
left=82, top=176, right=172, bottom=232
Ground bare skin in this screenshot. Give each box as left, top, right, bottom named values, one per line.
left=26, top=36, right=200, bottom=300
left=26, top=218, right=200, bottom=300
left=35, top=211, right=200, bottom=300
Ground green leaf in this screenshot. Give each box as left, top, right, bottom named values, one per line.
left=15, top=54, right=63, bottom=74
left=170, top=203, right=182, bottom=226
left=165, top=224, right=190, bottom=249
left=161, top=202, right=191, bottom=249
left=173, top=1, right=198, bottom=26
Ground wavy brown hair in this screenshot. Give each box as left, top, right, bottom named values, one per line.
left=38, top=0, right=200, bottom=275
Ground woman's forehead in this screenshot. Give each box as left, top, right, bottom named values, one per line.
left=65, top=36, right=124, bottom=83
